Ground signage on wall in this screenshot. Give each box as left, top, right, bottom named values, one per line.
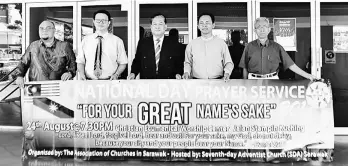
left=273, top=18, right=297, bottom=51
left=333, top=26, right=348, bottom=53
left=325, top=50, right=336, bottom=64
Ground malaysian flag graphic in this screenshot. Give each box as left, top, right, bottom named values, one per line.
left=23, top=83, right=60, bottom=103
left=22, top=82, right=74, bottom=118
left=33, top=98, right=74, bottom=118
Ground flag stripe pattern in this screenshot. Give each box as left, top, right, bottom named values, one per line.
left=41, top=83, right=60, bottom=96
left=23, top=83, right=60, bottom=103
left=33, top=98, right=74, bottom=118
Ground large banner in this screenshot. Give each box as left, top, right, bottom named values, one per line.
left=21, top=79, right=334, bottom=162
left=273, top=18, right=297, bottom=51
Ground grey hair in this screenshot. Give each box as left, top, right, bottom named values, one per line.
left=41, top=20, right=56, bottom=29
left=254, top=17, right=269, bottom=29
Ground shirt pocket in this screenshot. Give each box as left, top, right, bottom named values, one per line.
left=104, top=41, right=118, bottom=63
left=247, top=51, right=260, bottom=71
left=267, top=54, right=281, bottom=71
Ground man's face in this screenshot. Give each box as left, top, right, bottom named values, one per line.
left=254, top=20, right=271, bottom=39
left=39, top=21, right=55, bottom=40
left=151, top=16, right=167, bottom=37
left=94, top=13, right=110, bottom=32
left=198, top=15, right=215, bottom=35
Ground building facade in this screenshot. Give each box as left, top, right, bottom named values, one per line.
left=0, top=0, right=347, bottom=134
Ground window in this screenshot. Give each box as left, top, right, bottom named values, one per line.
left=0, top=4, right=22, bottom=81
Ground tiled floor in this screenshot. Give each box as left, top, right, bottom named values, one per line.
left=0, top=101, right=21, bottom=126
left=0, top=131, right=347, bottom=166
left=0, top=131, right=22, bottom=166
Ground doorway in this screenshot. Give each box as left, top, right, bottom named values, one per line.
left=317, top=1, right=348, bottom=134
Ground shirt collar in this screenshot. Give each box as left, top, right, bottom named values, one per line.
left=40, top=38, right=57, bottom=48
left=153, top=35, right=164, bottom=43
left=94, top=32, right=109, bottom=39
left=200, top=35, right=214, bottom=41
left=257, top=39, right=269, bottom=47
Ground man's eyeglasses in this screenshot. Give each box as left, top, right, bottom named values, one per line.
left=39, top=27, right=54, bottom=31
left=255, top=25, right=269, bottom=30
left=94, top=19, right=109, bottom=24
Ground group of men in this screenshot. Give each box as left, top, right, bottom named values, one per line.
left=14, top=10, right=316, bottom=88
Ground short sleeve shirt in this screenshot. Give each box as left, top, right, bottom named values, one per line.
left=76, top=33, right=128, bottom=79
left=239, top=39, right=295, bottom=74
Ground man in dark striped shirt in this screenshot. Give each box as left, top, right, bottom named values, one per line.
left=15, top=20, right=76, bottom=88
